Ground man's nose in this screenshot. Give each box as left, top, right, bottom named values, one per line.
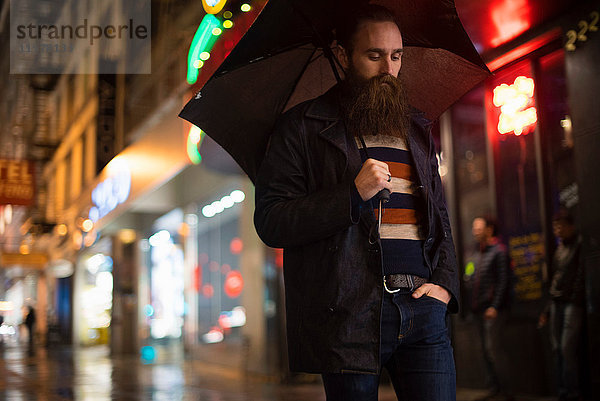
left=380, top=59, right=394, bottom=75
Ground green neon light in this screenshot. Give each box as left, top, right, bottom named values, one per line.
left=187, top=126, right=205, bottom=164
left=187, top=14, right=221, bottom=85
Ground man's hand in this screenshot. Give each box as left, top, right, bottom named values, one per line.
left=354, top=159, right=393, bottom=201
left=484, top=306, right=498, bottom=320
left=412, top=283, right=451, bottom=304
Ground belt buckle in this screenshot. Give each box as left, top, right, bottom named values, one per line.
left=383, top=275, right=415, bottom=294
left=383, top=276, right=401, bottom=293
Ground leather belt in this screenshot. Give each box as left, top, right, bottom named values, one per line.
left=383, top=274, right=427, bottom=293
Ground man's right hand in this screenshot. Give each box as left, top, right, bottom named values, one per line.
left=354, top=159, right=393, bottom=201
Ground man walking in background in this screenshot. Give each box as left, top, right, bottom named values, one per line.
left=465, top=216, right=513, bottom=401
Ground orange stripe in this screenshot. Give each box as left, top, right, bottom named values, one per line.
left=373, top=209, right=418, bottom=224
left=388, top=162, right=412, bottom=180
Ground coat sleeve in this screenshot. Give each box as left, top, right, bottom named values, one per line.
left=427, top=133, right=461, bottom=313
left=490, top=245, right=509, bottom=310
left=254, top=111, right=358, bottom=249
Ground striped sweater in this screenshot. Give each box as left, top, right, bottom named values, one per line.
left=355, top=134, right=429, bottom=278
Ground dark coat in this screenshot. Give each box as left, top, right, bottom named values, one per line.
left=254, top=86, right=459, bottom=374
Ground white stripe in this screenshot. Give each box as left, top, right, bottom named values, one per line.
left=380, top=224, right=423, bottom=240
left=391, top=178, right=414, bottom=194
left=355, top=135, right=408, bottom=150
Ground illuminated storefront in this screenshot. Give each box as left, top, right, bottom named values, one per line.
left=444, top=1, right=599, bottom=395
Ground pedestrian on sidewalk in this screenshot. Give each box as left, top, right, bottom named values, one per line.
left=254, top=5, right=459, bottom=400
left=464, top=216, right=514, bottom=401
left=538, top=208, right=585, bottom=401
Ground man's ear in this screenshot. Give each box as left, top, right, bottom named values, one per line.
left=335, top=45, right=349, bottom=71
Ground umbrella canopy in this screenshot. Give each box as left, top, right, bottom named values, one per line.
left=179, top=0, right=490, bottom=181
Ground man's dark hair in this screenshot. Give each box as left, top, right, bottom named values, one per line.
left=477, top=215, right=499, bottom=237
left=336, top=5, right=400, bottom=53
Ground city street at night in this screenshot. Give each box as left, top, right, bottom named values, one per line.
left=1, top=0, right=599, bottom=399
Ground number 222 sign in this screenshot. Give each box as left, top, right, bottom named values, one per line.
left=566, top=11, right=599, bottom=51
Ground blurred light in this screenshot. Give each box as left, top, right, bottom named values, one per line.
left=221, top=263, right=231, bottom=274
left=241, top=3, right=251, bottom=12
left=82, top=219, right=94, bottom=232
left=490, top=0, right=531, bottom=47
left=96, top=271, right=113, bottom=292
left=202, top=327, right=224, bottom=343
left=187, top=125, right=205, bottom=165
left=223, top=20, right=233, bottom=29
left=4, top=204, right=12, bottom=224
left=86, top=253, right=106, bottom=274
left=202, top=189, right=245, bottom=218
left=209, top=261, right=220, bottom=272
left=83, top=230, right=98, bottom=247
left=91, top=159, right=131, bottom=221
left=220, top=195, right=234, bottom=208
left=493, top=76, right=537, bottom=136
left=202, top=205, right=216, bottom=218
left=141, top=346, right=157, bottom=363
left=223, top=11, right=233, bottom=19
left=202, top=284, right=215, bottom=298
left=230, top=190, right=245, bottom=203
left=193, top=59, right=204, bottom=69
left=465, top=261, right=475, bottom=276
left=230, top=237, right=243, bottom=254
left=0, top=301, right=14, bottom=312
left=200, top=51, right=211, bottom=61
left=211, top=200, right=224, bottom=213
left=118, top=229, right=136, bottom=244
left=224, top=271, right=243, bottom=298
left=19, top=244, right=30, bottom=255
left=144, top=304, right=154, bottom=317
left=185, top=214, right=198, bottom=226
left=202, top=0, right=227, bottom=14
left=89, top=206, right=100, bottom=222
left=218, top=307, right=246, bottom=329
left=212, top=27, right=222, bottom=36
left=57, top=223, right=68, bottom=236
left=149, top=230, right=171, bottom=247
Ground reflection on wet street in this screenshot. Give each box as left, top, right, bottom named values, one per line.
left=0, top=343, right=335, bottom=401
left=0, top=343, right=554, bottom=400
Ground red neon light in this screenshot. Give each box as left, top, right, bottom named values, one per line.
left=490, top=0, right=531, bottom=47
left=492, top=76, right=537, bottom=136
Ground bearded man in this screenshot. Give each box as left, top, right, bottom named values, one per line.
left=254, top=5, right=459, bottom=400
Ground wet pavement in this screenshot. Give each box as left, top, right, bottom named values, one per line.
left=0, top=342, right=555, bottom=401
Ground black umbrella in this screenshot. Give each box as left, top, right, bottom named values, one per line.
left=179, top=0, right=490, bottom=182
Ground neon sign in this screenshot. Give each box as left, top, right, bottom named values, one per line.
left=202, top=0, right=227, bottom=14
left=493, top=76, right=537, bottom=136
left=89, top=159, right=131, bottom=222
left=187, top=125, right=205, bottom=164
left=187, top=14, right=221, bottom=84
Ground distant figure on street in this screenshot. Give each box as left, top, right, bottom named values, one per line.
left=538, top=208, right=585, bottom=401
left=24, top=305, right=36, bottom=347
left=465, top=216, right=513, bottom=401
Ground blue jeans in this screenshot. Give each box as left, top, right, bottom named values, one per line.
left=322, top=290, right=456, bottom=401
left=550, top=302, right=584, bottom=399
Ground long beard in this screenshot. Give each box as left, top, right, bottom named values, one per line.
left=341, top=71, right=410, bottom=140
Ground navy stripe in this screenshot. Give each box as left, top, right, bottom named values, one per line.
left=381, top=239, right=428, bottom=277
left=371, top=193, right=418, bottom=209
left=360, top=147, right=411, bottom=164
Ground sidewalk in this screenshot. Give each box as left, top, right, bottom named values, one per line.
left=0, top=342, right=556, bottom=400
